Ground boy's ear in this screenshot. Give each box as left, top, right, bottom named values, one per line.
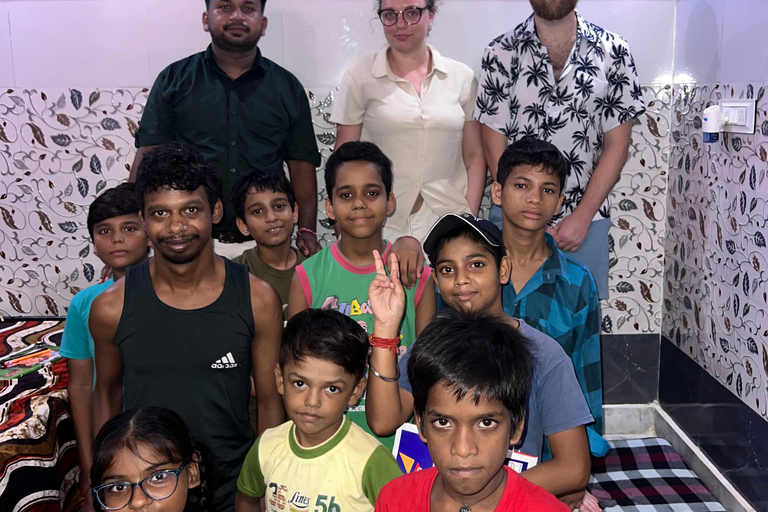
left=348, top=376, right=367, bottom=406
left=325, top=197, right=336, bottom=222
left=556, top=191, right=564, bottom=213
left=186, top=452, right=202, bottom=489
left=274, top=364, right=285, bottom=397
left=414, top=414, right=428, bottom=444
left=212, top=199, right=224, bottom=225
left=386, top=193, right=396, bottom=217
left=509, top=415, right=525, bottom=446
left=235, top=217, right=251, bottom=237
left=498, top=255, right=511, bottom=285
left=491, top=181, right=502, bottom=207
left=292, top=203, right=299, bottom=225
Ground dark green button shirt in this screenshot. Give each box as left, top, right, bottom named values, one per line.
left=136, top=45, right=321, bottom=233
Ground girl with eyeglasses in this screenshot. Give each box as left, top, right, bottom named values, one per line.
left=331, top=0, right=486, bottom=244
left=90, top=407, right=210, bottom=512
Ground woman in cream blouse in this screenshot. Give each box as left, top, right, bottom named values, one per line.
left=331, top=0, right=485, bottom=243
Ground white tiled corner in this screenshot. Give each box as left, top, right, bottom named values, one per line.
left=8, top=0, right=150, bottom=87
left=674, top=0, right=725, bottom=83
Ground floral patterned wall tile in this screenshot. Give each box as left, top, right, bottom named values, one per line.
left=0, top=88, right=147, bottom=317
left=601, top=85, right=671, bottom=334
left=1, top=82, right=671, bottom=322
left=665, top=81, right=768, bottom=421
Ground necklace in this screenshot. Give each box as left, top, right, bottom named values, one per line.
left=445, top=471, right=507, bottom=512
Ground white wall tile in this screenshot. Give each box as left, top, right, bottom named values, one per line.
left=427, top=1, right=532, bottom=75
left=9, top=0, right=149, bottom=87
left=0, top=2, right=13, bottom=87
left=281, top=0, right=385, bottom=88
left=720, top=0, right=768, bottom=83
left=674, top=0, right=725, bottom=83
left=576, top=0, right=676, bottom=84
left=145, top=0, right=213, bottom=80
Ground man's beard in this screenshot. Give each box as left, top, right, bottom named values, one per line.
left=209, top=23, right=261, bottom=53
left=529, top=0, right=578, bottom=21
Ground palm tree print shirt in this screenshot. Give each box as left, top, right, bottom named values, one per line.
left=474, top=12, right=646, bottom=223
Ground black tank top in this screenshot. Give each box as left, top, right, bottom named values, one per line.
left=115, top=258, right=255, bottom=512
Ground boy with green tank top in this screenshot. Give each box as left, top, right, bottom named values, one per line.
left=287, top=142, right=436, bottom=451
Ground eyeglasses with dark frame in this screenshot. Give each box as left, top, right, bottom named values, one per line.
left=91, top=463, right=187, bottom=511
left=378, top=7, right=429, bottom=27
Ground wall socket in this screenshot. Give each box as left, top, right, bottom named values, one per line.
left=721, top=99, right=756, bottom=134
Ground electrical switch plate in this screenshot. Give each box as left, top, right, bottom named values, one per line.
left=721, top=99, right=756, bottom=134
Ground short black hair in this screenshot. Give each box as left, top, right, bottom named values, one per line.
left=325, top=141, right=393, bottom=197
left=87, top=182, right=141, bottom=239
left=230, top=170, right=296, bottom=221
left=281, top=309, right=369, bottom=380
left=205, top=0, right=266, bottom=11
left=429, top=226, right=504, bottom=270
left=134, top=142, right=222, bottom=214
left=497, top=137, right=567, bottom=193
left=408, top=311, right=533, bottom=430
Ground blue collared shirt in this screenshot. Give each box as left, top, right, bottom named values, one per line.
left=503, top=233, right=608, bottom=457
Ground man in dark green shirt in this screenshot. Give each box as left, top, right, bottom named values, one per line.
left=130, top=0, right=322, bottom=257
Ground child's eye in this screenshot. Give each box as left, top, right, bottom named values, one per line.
left=469, top=261, right=484, bottom=269
left=433, top=418, right=451, bottom=428
left=327, top=385, right=340, bottom=393
left=438, top=266, right=454, bottom=275
left=479, top=419, right=497, bottom=428
left=293, top=380, right=306, bottom=389
left=515, top=183, right=526, bottom=189
left=366, top=191, right=379, bottom=197
left=148, top=471, right=172, bottom=484
left=105, top=483, right=129, bottom=494
left=543, top=188, right=555, bottom=194
left=124, top=227, right=136, bottom=232
left=274, top=204, right=284, bottom=210
left=340, top=192, right=352, bottom=199
left=98, top=229, right=110, bottom=235
left=252, top=208, right=262, bottom=215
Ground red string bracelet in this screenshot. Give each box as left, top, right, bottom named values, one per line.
left=369, top=335, right=399, bottom=356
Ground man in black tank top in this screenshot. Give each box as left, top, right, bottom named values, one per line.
left=90, top=142, right=285, bottom=512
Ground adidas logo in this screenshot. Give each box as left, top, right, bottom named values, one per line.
left=211, top=352, right=239, bottom=369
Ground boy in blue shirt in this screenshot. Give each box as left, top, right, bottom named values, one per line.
left=60, top=182, right=149, bottom=504
left=367, top=214, right=593, bottom=510
left=491, top=138, right=606, bottom=458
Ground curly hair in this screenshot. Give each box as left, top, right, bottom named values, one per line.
left=134, top=142, right=222, bottom=214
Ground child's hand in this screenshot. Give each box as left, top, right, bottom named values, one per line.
left=369, top=250, right=406, bottom=331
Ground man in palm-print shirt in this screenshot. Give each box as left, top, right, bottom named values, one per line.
left=475, top=0, right=645, bottom=300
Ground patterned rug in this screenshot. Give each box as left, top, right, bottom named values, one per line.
left=0, top=320, right=81, bottom=512
left=590, top=438, right=726, bottom=511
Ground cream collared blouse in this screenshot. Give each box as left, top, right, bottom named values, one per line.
left=331, top=44, right=478, bottom=231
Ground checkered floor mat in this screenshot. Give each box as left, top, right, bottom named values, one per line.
left=589, top=438, right=726, bottom=511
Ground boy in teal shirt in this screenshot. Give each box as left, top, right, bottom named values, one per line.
left=287, top=141, right=436, bottom=450
left=60, top=182, right=149, bottom=504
